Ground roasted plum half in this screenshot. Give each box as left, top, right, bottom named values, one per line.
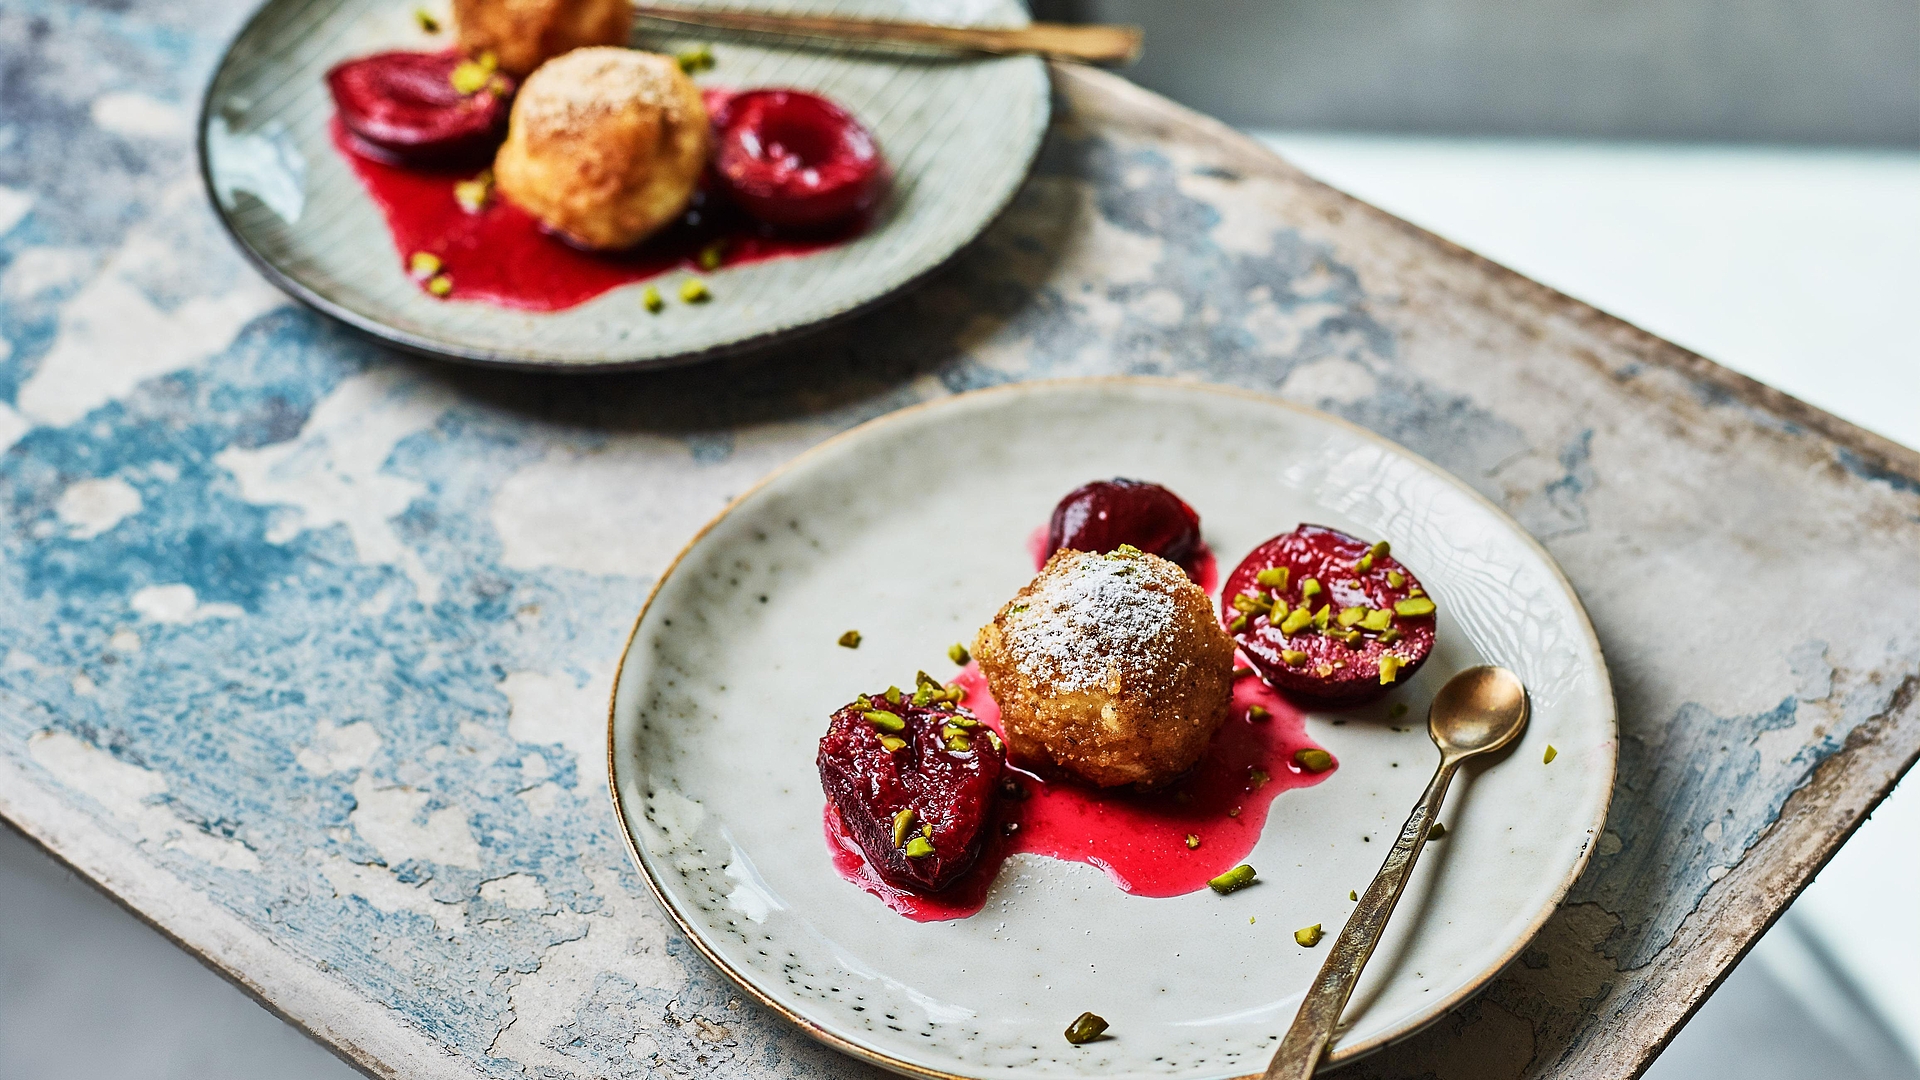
left=327, top=51, right=514, bottom=167
left=817, top=685, right=1004, bottom=893
left=713, top=90, right=887, bottom=230
left=1046, top=478, right=1203, bottom=575
left=1222, top=524, right=1435, bottom=704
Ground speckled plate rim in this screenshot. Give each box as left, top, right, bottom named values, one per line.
left=194, top=2, right=1052, bottom=373
left=604, top=377, right=1618, bottom=1078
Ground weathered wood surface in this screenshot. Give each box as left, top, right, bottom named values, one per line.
left=2, top=1, right=1918, bottom=1077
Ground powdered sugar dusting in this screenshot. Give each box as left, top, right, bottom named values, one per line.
left=513, top=47, right=694, bottom=137
left=1001, top=551, right=1185, bottom=692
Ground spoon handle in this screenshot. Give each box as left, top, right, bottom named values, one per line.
left=1262, top=757, right=1460, bottom=1080
left=632, top=5, right=1144, bottom=65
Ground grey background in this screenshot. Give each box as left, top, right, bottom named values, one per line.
left=1035, top=0, right=1920, bottom=146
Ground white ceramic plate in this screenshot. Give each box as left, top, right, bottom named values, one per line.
left=199, top=0, right=1049, bottom=369
left=608, top=379, right=1616, bottom=1078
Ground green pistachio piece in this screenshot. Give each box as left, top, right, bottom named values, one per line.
left=1255, top=566, right=1289, bottom=589
left=1208, top=864, right=1258, bottom=895
left=1294, top=748, right=1333, bottom=773
left=878, top=735, right=906, bottom=752
left=1300, top=577, right=1321, bottom=600
left=1312, top=605, right=1331, bottom=630
left=903, top=835, right=934, bottom=858
left=1337, top=606, right=1366, bottom=627
left=1294, top=923, right=1324, bottom=947
left=1394, top=597, right=1436, bottom=617
left=948, top=642, right=970, bottom=665
left=1386, top=570, right=1405, bottom=589
left=1064, top=1012, right=1109, bottom=1045
left=1247, top=705, right=1270, bottom=721
left=1229, top=614, right=1249, bottom=634
left=1360, top=608, right=1393, bottom=632
left=1280, top=649, right=1308, bottom=665
left=1369, top=540, right=1390, bottom=560
left=1378, top=654, right=1404, bottom=684
left=1279, top=607, right=1313, bottom=635
left=1353, top=553, right=1374, bottom=575
left=892, top=807, right=915, bottom=847
left=863, top=710, right=905, bottom=733
left=1185, top=833, right=1201, bottom=849
left=1543, top=744, right=1558, bottom=764
left=885, top=686, right=902, bottom=704
left=1233, top=592, right=1267, bottom=613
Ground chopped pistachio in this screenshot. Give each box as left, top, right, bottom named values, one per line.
left=1248, top=704, right=1270, bottom=721
left=885, top=686, right=901, bottom=704
left=1294, top=748, right=1333, bottom=773
left=1353, top=553, right=1374, bottom=575
left=1114, top=543, right=1143, bottom=557
left=1393, top=597, right=1436, bottom=617
left=1350, top=890, right=1359, bottom=901
left=945, top=715, right=979, bottom=728
left=697, top=240, right=726, bottom=271
left=679, top=278, right=711, bottom=303
left=912, top=683, right=934, bottom=706
left=1428, top=821, right=1447, bottom=840
left=862, top=710, right=904, bottom=733
left=413, top=7, right=440, bottom=32
left=892, top=808, right=916, bottom=847
left=1208, top=864, right=1258, bottom=895
left=425, top=274, right=453, bottom=297
left=1232, top=591, right=1267, bottom=613
left=1255, top=566, right=1289, bottom=589
left=946, top=683, right=969, bottom=702
left=1312, top=605, right=1331, bottom=630
left=837, top=629, right=861, bottom=648
left=1543, top=744, right=1558, bottom=764
left=1408, top=586, right=1425, bottom=597
left=449, top=58, right=492, bottom=94
left=878, top=735, right=906, bottom=752
left=1346, top=579, right=1362, bottom=588
left=1379, top=627, right=1403, bottom=644
left=1229, top=614, right=1248, bottom=634
left=453, top=168, right=492, bottom=213
left=1386, top=570, right=1405, bottom=589
left=1315, top=663, right=1334, bottom=678
left=1369, top=540, right=1390, bottom=560
left=1232, top=666, right=1255, bottom=678
left=408, top=251, right=442, bottom=279
left=915, top=670, right=939, bottom=687
left=1294, top=923, right=1324, bottom=947
left=1299, top=577, right=1321, bottom=601
left=1280, top=649, right=1307, bottom=665
left=675, top=44, right=716, bottom=73
left=1268, top=598, right=1290, bottom=623
left=948, top=642, right=970, bottom=665
left=984, top=729, right=1003, bottom=753
left=1008, top=603, right=1028, bottom=614
left=1361, top=608, right=1393, bottom=632
left=903, top=835, right=934, bottom=858
left=1185, top=833, right=1200, bottom=849
left=1064, top=1011, right=1108, bottom=1045
left=641, top=285, right=665, bottom=312
left=1248, top=767, right=1270, bottom=788
left=1279, top=607, right=1313, bottom=635
left=855, top=694, right=873, bottom=710
left=1337, top=606, right=1366, bottom=627
left=1378, top=654, right=1404, bottom=684
left=945, top=734, right=972, bottom=752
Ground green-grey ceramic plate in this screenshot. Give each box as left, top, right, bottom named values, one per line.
left=198, top=0, right=1050, bottom=369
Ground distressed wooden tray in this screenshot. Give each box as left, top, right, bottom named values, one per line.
left=1, top=3, right=1916, bottom=1076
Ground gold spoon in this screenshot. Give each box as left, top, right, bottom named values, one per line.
left=1263, top=665, right=1530, bottom=1080
left=632, top=4, right=1143, bottom=65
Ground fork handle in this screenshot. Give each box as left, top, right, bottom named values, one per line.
left=1262, top=755, right=1460, bottom=1080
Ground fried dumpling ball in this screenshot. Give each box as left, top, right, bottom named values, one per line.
left=452, top=0, right=632, bottom=77
left=492, top=47, right=709, bottom=251
left=974, top=546, right=1235, bottom=789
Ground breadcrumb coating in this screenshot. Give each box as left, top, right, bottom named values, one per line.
left=974, top=548, right=1234, bottom=788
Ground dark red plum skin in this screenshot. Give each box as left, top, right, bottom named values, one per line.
left=817, top=696, right=1003, bottom=893
left=327, top=51, right=513, bottom=168
left=1222, top=524, right=1436, bottom=705
left=1047, top=479, right=1202, bottom=572
left=714, top=90, right=887, bottom=230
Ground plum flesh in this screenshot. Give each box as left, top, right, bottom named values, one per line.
left=817, top=692, right=1003, bottom=893
left=1222, top=524, right=1435, bottom=704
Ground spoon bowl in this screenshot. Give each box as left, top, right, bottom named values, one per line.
left=1428, top=664, right=1530, bottom=760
